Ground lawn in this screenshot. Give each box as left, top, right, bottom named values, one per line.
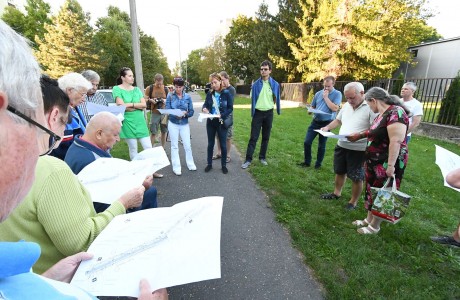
left=230, top=106, right=460, bottom=299
left=111, top=102, right=460, bottom=299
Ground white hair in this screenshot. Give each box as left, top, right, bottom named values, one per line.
left=81, top=70, right=100, bottom=82
left=403, top=82, right=417, bottom=92
left=58, top=72, right=92, bottom=92
left=344, top=82, right=364, bottom=94
left=0, top=20, right=41, bottom=122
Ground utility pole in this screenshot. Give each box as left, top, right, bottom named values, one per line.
left=129, top=0, right=144, bottom=90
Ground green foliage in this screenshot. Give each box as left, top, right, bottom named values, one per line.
left=35, top=0, right=99, bottom=78
left=1, top=0, right=51, bottom=49
left=391, top=73, right=405, bottom=96
left=230, top=106, right=460, bottom=299
left=307, top=88, right=315, bottom=103
left=437, top=71, right=460, bottom=125
left=278, top=0, right=441, bottom=81
left=140, top=33, right=171, bottom=86
left=184, top=49, right=205, bottom=86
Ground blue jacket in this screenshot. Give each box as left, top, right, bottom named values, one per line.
left=50, top=106, right=86, bottom=160
left=166, top=91, right=194, bottom=125
left=65, top=135, right=111, bottom=174
left=202, top=89, right=234, bottom=120
left=251, top=76, right=281, bottom=117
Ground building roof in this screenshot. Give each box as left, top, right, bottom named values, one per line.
left=409, top=36, right=460, bottom=49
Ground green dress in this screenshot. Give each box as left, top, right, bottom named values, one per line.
left=112, top=86, right=149, bottom=139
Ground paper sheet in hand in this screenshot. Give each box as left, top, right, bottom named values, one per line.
left=157, top=108, right=184, bottom=117
left=77, top=147, right=170, bottom=204
left=86, top=102, right=126, bottom=122
left=71, top=196, right=223, bottom=297
left=314, top=129, right=348, bottom=139
left=435, top=145, right=460, bottom=192
left=307, top=106, right=332, bottom=115
left=197, top=113, right=217, bottom=122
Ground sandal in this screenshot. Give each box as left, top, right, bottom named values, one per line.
left=352, top=219, right=370, bottom=227
left=226, top=157, right=231, bottom=163
left=153, top=173, right=164, bottom=178
left=320, top=192, right=341, bottom=200
left=212, top=154, right=221, bottom=160
left=357, top=225, right=380, bottom=235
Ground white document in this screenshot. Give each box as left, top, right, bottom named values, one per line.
left=307, top=106, right=332, bottom=115
left=157, top=108, right=184, bottom=117
left=71, top=196, right=223, bottom=297
left=314, top=129, right=348, bottom=139
left=435, top=145, right=460, bottom=192
left=77, top=147, right=170, bottom=204
left=86, top=102, right=126, bottom=122
left=197, top=113, right=217, bottom=122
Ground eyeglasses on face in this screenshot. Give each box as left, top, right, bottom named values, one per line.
left=74, top=89, right=87, bottom=97
left=7, top=105, right=62, bottom=156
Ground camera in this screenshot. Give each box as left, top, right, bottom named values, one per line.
left=154, top=98, right=164, bottom=103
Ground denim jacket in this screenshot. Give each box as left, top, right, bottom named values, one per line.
left=166, top=91, right=194, bottom=125
left=202, top=89, right=234, bottom=120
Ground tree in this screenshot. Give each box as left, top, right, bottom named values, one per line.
left=35, top=0, right=99, bottom=78
left=1, top=0, right=51, bottom=49
left=200, top=35, right=227, bottom=82
left=437, top=71, right=460, bottom=126
left=140, top=33, right=171, bottom=86
left=278, top=0, right=440, bottom=81
left=183, top=49, right=204, bottom=85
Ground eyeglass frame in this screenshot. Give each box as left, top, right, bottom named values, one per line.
left=7, top=105, right=61, bottom=156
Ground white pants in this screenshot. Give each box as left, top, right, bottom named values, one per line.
left=168, top=121, right=196, bottom=173
left=125, top=137, right=152, bottom=160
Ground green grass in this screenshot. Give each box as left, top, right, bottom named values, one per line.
left=111, top=106, right=460, bottom=299
left=230, top=107, right=460, bottom=299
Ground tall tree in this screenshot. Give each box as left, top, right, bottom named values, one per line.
left=1, top=0, right=51, bottom=49
left=140, top=33, right=171, bottom=86
left=278, top=0, right=440, bottom=81
left=184, top=49, right=205, bottom=86
left=200, top=35, right=227, bottom=82
left=35, top=0, right=99, bottom=78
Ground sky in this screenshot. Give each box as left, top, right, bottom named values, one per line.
left=16, top=0, right=460, bottom=70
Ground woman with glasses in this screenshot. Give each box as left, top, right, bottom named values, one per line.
left=166, top=76, right=196, bottom=175
left=348, top=88, right=410, bottom=234
left=113, top=67, right=151, bottom=160
left=50, top=72, right=92, bottom=160
left=0, top=75, right=145, bottom=274
left=202, top=73, right=233, bottom=174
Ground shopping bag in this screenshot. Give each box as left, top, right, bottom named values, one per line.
left=370, top=175, right=411, bottom=224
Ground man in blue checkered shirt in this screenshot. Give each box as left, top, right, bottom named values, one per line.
left=78, top=70, right=108, bottom=122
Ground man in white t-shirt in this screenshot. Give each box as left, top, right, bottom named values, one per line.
left=400, top=82, right=423, bottom=143
left=320, top=82, right=377, bottom=210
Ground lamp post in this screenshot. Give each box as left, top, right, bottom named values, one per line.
left=167, top=23, right=182, bottom=77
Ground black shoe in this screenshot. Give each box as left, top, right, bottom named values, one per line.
left=222, top=166, right=228, bottom=174
left=345, top=203, right=356, bottom=210
left=205, top=165, right=212, bottom=172
left=297, top=162, right=310, bottom=168
left=431, top=235, right=460, bottom=247
left=314, top=165, right=321, bottom=169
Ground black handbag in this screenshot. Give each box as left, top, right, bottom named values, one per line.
left=223, top=113, right=233, bottom=129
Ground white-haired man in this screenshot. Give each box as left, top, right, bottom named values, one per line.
left=400, top=82, right=423, bottom=143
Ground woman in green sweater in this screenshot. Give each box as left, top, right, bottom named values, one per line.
left=0, top=76, right=145, bottom=274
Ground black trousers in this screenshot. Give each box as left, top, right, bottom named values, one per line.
left=245, top=109, right=273, bottom=161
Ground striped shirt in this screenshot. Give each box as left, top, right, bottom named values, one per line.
left=78, top=91, right=109, bottom=122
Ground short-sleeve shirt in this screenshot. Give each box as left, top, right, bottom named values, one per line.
left=255, top=80, right=274, bottom=111
left=311, top=88, right=342, bottom=121
left=402, top=98, right=423, bottom=137
left=112, top=86, right=149, bottom=139
left=336, top=101, right=377, bottom=151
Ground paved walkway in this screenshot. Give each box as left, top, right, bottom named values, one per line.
left=153, top=93, right=323, bottom=300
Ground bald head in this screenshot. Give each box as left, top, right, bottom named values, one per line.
left=83, top=112, right=121, bottom=151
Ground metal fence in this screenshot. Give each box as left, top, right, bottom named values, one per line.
left=237, top=78, right=459, bottom=126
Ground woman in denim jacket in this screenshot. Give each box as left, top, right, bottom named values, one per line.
left=166, top=77, right=196, bottom=175
left=202, top=73, right=234, bottom=174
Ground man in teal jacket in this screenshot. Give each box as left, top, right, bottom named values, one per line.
left=242, top=60, right=281, bottom=169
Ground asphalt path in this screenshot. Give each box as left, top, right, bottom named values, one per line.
left=153, top=92, right=324, bottom=300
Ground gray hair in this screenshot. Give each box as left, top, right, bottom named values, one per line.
left=81, top=70, right=100, bottom=82
left=344, top=82, right=364, bottom=94
left=366, top=87, right=411, bottom=115
left=0, top=20, right=41, bottom=122
left=219, top=71, right=229, bottom=79
left=403, top=82, right=417, bottom=92
left=154, top=73, right=164, bottom=81
left=58, top=72, right=92, bottom=93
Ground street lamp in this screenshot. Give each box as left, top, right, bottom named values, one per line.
left=167, top=23, right=182, bottom=76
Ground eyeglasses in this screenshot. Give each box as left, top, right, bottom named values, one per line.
left=74, top=89, right=87, bottom=97
left=7, top=105, right=62, bottom=156
left=260, top=68, right=269, bottom=71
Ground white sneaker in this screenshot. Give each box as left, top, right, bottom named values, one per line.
left=260, top=159, right=268, bottom=166
left=188, top=165, right=197, bottom=171
left=241, top=161, right=251, bottom=169
left=173, top=169, right=182, bottom=176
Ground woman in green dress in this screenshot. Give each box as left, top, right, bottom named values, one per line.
left=113, top=67, right=151, bottom=159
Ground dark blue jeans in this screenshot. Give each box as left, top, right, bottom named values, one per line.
left=245, top=109, right=273, bottom=162
left=93, top=186, right=158, bottom=213
left=206, top=118, right=228, bottom=167
left=304, top=119, right=331, bottom=168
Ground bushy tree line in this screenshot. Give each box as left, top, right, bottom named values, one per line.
left=1, top=0, right=170, bottom=86
left=184, top=0, right=441, bottom=85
